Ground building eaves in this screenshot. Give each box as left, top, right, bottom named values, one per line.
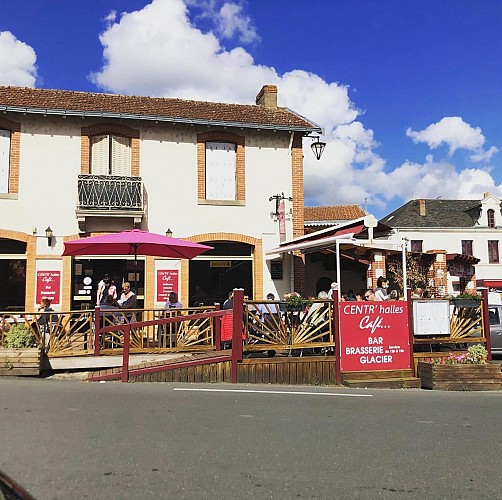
left=0, top=86, right=321, bottom=133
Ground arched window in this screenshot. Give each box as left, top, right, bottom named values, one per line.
left=488, top=209, right=495, bottom=228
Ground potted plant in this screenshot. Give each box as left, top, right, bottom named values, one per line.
left=0, top=323, right=41, bottom=376
left=284, top=292, right=312, bottom=312
left=418, top=344, right=501, bottom=391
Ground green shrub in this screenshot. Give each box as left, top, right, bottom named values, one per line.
left=4, top=323, right=37, bottom=348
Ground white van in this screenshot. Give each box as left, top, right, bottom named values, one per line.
left=488, top=305, right=502, bottom=353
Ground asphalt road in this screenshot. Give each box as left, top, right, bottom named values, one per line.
left=1, top=377, right=502, bottom=499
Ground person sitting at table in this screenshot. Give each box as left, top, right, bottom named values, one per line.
left=99, top=294, right=121, bottom=347
left=165, top=292, right=183, bottom=309
left=117, top=282, right=137, bottom=323
left=258, top=293, right=280, bottom=319
left=100, top=294, right=120, bottom=317
left=162, top=292, right=183, bottom=348
left=37, top=298, right=54, bottom=327
left=33, top=298, right=55, bottom=348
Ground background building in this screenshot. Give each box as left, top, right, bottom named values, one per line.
left=380, top=195, right=502, bottom=293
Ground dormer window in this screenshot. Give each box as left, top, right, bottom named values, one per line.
left=488, top=209, right=495, bottom=228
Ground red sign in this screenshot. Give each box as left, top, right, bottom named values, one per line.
left=156, top=270, right=179, bottom=302
left=339, top=301, right=411, bottom=372
left=278, top=199, right=286, bottom=240
left=36, top=271, right=61, bottom=305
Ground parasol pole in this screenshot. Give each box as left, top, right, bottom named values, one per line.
left=133, top=243, right=138, bottom=295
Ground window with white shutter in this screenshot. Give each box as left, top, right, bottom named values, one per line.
left=205, top=142, right=236, bottom=200
left=91, top=135, right=109, bottom=175
left=111, top=135, right=131, bottom=175
left=91, top=134, right=131, bottom=175
left=0, top=129, right=10, bottom=193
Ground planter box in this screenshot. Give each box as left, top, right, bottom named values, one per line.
left=418, top=362, right=501, bottom=391
left=452, top=298, right=480, bottom=308
left=0, top=348, right=41, bottom=376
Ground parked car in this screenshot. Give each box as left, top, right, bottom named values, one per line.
left=488, top=305, right=502, bottom=353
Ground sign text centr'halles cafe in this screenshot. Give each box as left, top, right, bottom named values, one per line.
left=339, top=302, right=411, bottom=372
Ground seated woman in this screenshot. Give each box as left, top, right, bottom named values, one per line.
left=117, top=282, right=137, bottom=322
left=33, top=298, right=55, bottom=347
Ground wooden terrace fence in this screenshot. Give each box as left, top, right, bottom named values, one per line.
left=0, top=288, right=493, bottom=384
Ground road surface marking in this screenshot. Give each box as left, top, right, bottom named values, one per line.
left=173, top=388, right=373, bottom=397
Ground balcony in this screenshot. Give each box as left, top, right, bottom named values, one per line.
left=76, top=175, right=145, bottom=231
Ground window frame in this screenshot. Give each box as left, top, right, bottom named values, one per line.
left=488, top=209, right=496, bottom=228
left=0, top=118, right=21, bottom=197
left=90, top=133, right=131, bottom=176
left=197, top=131, right=245, bottom=206
left=461, top=240, right=473, bottom=256
left=410, top=240, right=423, bottom=253
left=81, top=123, right=140, bottom=176
left=205, top=141, right=237, bottom=201
left=488, top=240, right=499, bottom=264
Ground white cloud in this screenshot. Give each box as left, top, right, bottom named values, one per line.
left=0, top=31, right=37, bottom=87
left=406, top=116, right=497, bottom=162
left=217, top=3, right=260, bottom=43
left=89, top=0, right=501, bottom=216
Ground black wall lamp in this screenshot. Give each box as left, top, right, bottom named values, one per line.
left=45, top=226, right=54, bottom=247
left=165, top=228, right=173, bottom=238
left=310, top=135, right=326, bottom=160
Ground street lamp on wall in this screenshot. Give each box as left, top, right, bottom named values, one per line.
left=165, top=228, right=173, bottom=238
left=310, top=136, right=326, bottom=160
left=45, top=226, right=54, bottom=247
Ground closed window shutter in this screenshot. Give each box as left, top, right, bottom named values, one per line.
left=205, top=142, right=236, bottom=200
left=91, top=135, right=109, bottom=175
left=111, top=135, right=131, bottom=176
left=0, top=129, right=10, bottom=193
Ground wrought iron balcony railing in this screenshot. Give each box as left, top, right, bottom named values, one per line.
left=77, top=174, right=143, bottom=211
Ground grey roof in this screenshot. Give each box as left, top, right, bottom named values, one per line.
left=380, top=199, right=483, bottom=228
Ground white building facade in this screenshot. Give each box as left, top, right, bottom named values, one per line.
left=0, top=85, right=321, bottom=311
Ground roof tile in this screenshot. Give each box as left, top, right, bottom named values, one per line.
left=304, top=205, right=366, bottom=223
left=0, top=86, right=318, bottom=130
left=380, top=199, right=482, bottom=228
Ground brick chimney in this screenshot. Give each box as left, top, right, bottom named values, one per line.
left=417, top=199, right=426, bottom=216
left=256, top=85, right=277, bottom=108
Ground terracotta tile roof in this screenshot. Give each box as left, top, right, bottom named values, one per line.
left=380, top=199, right=483, bottom=228
left=0, top=86, right=320, bottom=131
left=304, top=205, right=366, bottom=224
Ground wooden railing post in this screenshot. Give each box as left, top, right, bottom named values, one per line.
left=93, top=306, right=101, bottom=356
left=122, top=324, right=131, bottom=383
left=214, top=303, right=221, bottom=351
left=333, top=295, right=342, bottom=385
left=407, top=289, right=416, bottom=375
left=481, top=288, right=492, bottom=361
left=231, top=288, right=244, bottom=383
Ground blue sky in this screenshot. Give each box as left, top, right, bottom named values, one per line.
left=1, top=0, right=502, bottom=218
